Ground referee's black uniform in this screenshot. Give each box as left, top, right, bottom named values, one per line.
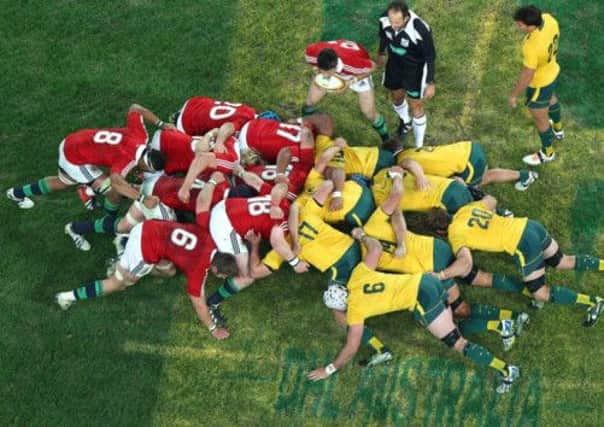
left=378, top=10, right=436, bottom=98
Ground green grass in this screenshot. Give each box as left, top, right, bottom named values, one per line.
left=1, top=0, right=603, bottom=426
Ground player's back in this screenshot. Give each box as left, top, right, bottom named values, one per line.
left=448, top=202, right=528, bottom=255
left=522, top=13, right=560, bottom=87
left=241, top=119, right=303, bottom=162
left=397, top=141, right=472, bottom=177
left=182, top=97, right=256, bottom=136
left=225, top=195, right=289, bottom=240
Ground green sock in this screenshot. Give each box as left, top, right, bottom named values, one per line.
left=492, top=273, right=525, bottom=294
left=22, top=178, right=52, bottom=197
left=371, top=114, right=389, bottom=140
left=548, top=102, right=562, bottom=129
left=538, top=128, right=554, bottom=155
left=207, top=277, right=240, bottom=305
left=469, top=303, right=505, bottom=320
left=575, top=255, right=602, bottom=271
left=361, top=326, right=386, bottom=353
left=518, top=169, right=529, bottom=184
left=73, top=280, right=104, bottom=300
left=301, top=104, right=318, bottom=116
left=93, top=215, right=119, bottom=234
left=458, top=318, right=489, bottom=336
left=103, top=198, right=119, bottom=216
left=549, top=286, right=597, bottom=306
left=463, top=342, right=507, bottom=376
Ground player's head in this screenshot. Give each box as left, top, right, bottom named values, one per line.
left=513, top=5, right=542, bottom=32
left=257, top=110, right=282, bottom=122
left=387, top=1, right=410, bottom=31
left=323, top=284, right=348, bottom=311
left=210, top=252, right=239, bottom=279
left=138, top=148, right=166, bottom=172
left=317, top=48, right=340, bottom=75
left=422, top=208, right=451, bottom=239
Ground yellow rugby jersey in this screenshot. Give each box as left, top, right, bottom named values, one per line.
left=448, top=201, right=528, bottom=255
left=521, top=13, right=560, bottom=87
left=263, top=197, right=355, bottom=271
left=396, top=141, right=472, bottom=178
left=315, top=135, right=379, bottom=178
left=346, top=262, right=422, bottom=325
left=300, top=170, right=363, bottom=223
left=363, top=208, right=434, bottom=273
left=372, top=168, right=452, bottom=212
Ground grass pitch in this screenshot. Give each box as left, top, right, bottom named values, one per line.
left=0, top=1, right=602, bottom=426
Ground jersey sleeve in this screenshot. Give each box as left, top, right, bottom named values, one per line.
left=346, top=299, right=366, bottom=325
left=258, top=182, right=273, bottom=196
left=522, top=42, right=539, bottom=69
left=414, top=19, right=436, bottom=83
left=110, top=151, right=138, bottom=177
left=186, top=269, right=209, bottom=298
left=195, top=211, right=211, bottom=230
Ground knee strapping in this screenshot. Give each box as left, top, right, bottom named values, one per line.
left=545, top=248, right=563, bottom=267
left=441, top=328, right=462, bottom=348
left=459, top=266, right=478, bottom=285
left=525, top=275, right=546, bottom=293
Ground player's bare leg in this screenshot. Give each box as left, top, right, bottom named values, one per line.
left=480, top=167, right=538, bottom=191
left=408, top=98, right=427, bottom=148
left=426, top=307, right=518, bottom=393
left=358, top=89, right=389, bottom=143
left=302, top=81, right=327, bottom=116
left=542, top=239, right=603, bottom=272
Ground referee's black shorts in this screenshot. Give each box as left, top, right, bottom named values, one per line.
left=383, top=59, right=427, bottom=99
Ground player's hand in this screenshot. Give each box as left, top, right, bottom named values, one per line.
left=329, top=196, right=344, bottom=212
left=415, top=175, right=431, bottom=191
left=143, top=195, right=160, bottom=209
left=423, top=84, right=436, bottom=100
left=210, top=171, right=225, bottom=184
left=294, top=261, right=309, bottom=274
left=333, top=137, right=348, bottom=148
left=162, top=123, right=178, bottom=131
left=307, top=367, right=329, bottom=382
left=274, top=173, right=289, bottom=185
left=178, top=187, right=191, bottom=203
left=245, top=230, right=261, bottom=246
left=394, top=244, right=406, bottom=258
left=269, top=205, right=284, bottom=219
left=351, top=227, right=365, bottom=241
left=508, top=95, right=518, bottom=108
left=211, top=327, right=230, bottom=340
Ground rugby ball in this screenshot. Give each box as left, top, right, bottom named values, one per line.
left=314, top=74, right=347, bottom=92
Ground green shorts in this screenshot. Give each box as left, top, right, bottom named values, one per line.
left=512, top=219, right=553, bottom=277
left=432, top=238, right=456, bottom=290
left=458, top=141, right=488, bottom=187
left=327, top=241, right=362, bottom=287
left=413, top=275, right=448, bottom=326
left=372, top=149, right=395, bottom=176
left=526, top=75, right=559, bottom=109
left=344, top=182, right=376, bottom=227
left=441, top=181, right=473, bottom=215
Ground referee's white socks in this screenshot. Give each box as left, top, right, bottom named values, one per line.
left=392, top=101, right=411, bottom=124
left=412, top=115, right=427, bottom=148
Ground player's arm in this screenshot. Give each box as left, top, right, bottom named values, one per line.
left=195, top=171, right=223, bottom=214
left=288, top=202, right=301, bottom=255
left=233, top=165, right=264, bottom=191
left=179, top=153, right=218, bottom=203
left=275, top=147, right=292, bottom=177
left=315, top=146, right=342, bottom=175
left=214, top=122, right=236, bottom=146
left=245, top=231, right=276, bottom=279
left=416, top=21, right=436, bottom=98
left=110, top=173, right=141, bottom=200
left=129, top=104, right=175, bottom=130
left=398, top=160, right=430, bottom=191
left=509, top=66, right=535, bottom=108
left=437, top=247, right=474, bottom=281
left=384, top=173, right=406, bottom=256
left=307, top=323, right=364, bottom=381
left=328, top=168, right=345, bottom=212
left=188, top=293, right=229, bottom=340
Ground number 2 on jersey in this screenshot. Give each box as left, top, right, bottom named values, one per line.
left=547, top=34, right=559, bottom=63
left=467, top=208, right=493, bottom=230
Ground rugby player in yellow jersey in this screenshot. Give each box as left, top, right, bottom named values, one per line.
left=360, top=174, right=528, bottom=350
left=424, top=197, right=604, bottom=326
left=247, top=181, right=393, bottom=367
left=307, top=234, right=520, bottom=394
left=397, top=141, right=538, bottom=191
left=509, top=6, right=564, bottom=165
left=295, top=142, right=375, bottom=227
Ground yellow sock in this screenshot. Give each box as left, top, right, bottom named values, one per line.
left=544, top=146, right=555, bottom=156
left=499, top=309, right=513, bottom=320
left=599, top=260, right=604, bottom=271
left=553, top=121, right=563, bottom=131
left=576, top=293, right=594, bottom=307
left=522, top=287, right=533, bottom=298
left=489, top=357, right=508, bottom=376
left=368, top=337, right=384, bottom=353
left=487, top=320, right=500, bottom=332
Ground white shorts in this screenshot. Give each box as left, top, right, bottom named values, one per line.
left=118, top=223, right=155, bottom=278
left=209, top=200, right=248, bottom=255
left=58, top=140, right=104, bottom=184
left=350, top=76, right=374, bottom=94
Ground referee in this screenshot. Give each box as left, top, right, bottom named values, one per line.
left=378, top=1, right=436, bottom=148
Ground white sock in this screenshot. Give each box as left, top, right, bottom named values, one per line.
left=412, top=115, right=427, bottom=148
left=393, top=101, right=411, bottom=123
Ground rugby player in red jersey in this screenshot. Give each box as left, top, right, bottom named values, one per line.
left=6, top=104, right=168, bottom=250
left=303, top=39, right=389, bottom=143
left=55, top=172, right=239, bottom=340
